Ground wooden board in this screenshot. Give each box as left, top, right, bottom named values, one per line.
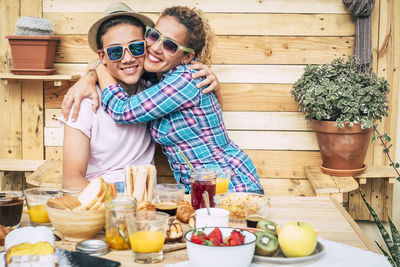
left=54, top=35, right=354, bottom=65
left=45, top=144, right=322, bottom=180
left=44, top=82, right=299, bottom=112
left=0, top=159, right=46, bottom=172
left=46, top=109, right=311, bottom=131
left=44, top=126, right=319, bottom=150
left=0, top=0, right=22, bottom=160
left=354, top=166, right=397, bottom=178
left=22, top=80, right=44, bottom=159
left=44, top=13, right=354, bottom=36
left=304, top=166, right=339, bottom=194
left=25, top=160, right=62, bottom=188
left=260, top=178, right=315, bottom=196
left=349, top=182, right=373, bottom=221
left=43, top=0, right=350, bottom=13
left=45, top=146, right=63, bottom=161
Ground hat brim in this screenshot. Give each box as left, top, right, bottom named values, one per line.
left=88, top=12, right=154, bottom=52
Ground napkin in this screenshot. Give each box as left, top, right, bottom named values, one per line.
left=165, top=238, right=391, bottom=267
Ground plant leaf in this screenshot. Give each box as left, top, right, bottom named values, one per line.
left=360, top=192, right=397, bottom=260
left=376, top=241, right=396, bottom=266
left=387, top=208, right=400, bottom=265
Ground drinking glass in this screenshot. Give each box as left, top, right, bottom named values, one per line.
left=244, top=198, right=271, bottom=228
left=105, top=195, right=136, bottom=250
left=127, top=211, right=169, bottom=263
left=0, top=191, right=24, bottom=228
left=24, top=188, right=60, bottom=226
left=215, top=169, right=232, bottom=194
left=190, top=169, right=216, bottom=210
left=153, top=184, right=185, bottom=216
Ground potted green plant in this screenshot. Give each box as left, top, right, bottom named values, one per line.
left=291, top=57, right=390, bottom=176
left=6, top=16, right=60, bottom=75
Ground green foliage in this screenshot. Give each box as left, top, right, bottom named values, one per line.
left=361, top=191, right=399, bottom=266
left=291, top=57, right=390, bottom=129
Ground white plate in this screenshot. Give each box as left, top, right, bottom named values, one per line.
left=253, top=241, right=325, bottom=264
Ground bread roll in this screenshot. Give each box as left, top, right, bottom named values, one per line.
left=136, top=201, right=156, bottom=212
left=176, top=201, right=195, bottom=223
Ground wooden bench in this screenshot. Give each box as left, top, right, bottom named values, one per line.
left=0, top=159, right=46, bottom=190
left=305, top=165, right=396, bottom=221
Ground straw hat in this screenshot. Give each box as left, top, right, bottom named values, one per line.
left=87, top=2, right=154, bottom=52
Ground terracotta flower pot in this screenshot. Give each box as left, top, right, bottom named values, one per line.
left=6, top=35, right=60, bottom=75
left=311, top=120, right=372, bottom=176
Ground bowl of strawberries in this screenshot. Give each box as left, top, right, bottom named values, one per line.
left=184, top=227, right=256, bottom=267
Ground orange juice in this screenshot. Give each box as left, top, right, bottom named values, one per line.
left=216, top=177, right=230, bottom=194
left=28, top=204, right=50, bottom=223
left=129, top=231, right=165, bottom=253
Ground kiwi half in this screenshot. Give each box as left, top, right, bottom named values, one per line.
left=256, top=219, right=278, bottom=236
left=254, top=231, right=279, bottom=256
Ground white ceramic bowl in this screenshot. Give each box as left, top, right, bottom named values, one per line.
left=185, top=227, right=256, bottom=267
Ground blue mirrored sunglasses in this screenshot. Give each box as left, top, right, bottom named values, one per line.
left=105, top=41, right=145, bottom=61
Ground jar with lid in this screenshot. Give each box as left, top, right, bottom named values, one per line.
left=190, top=169, right=216, bottom=210
left=105, top=195, right=135, bottom=250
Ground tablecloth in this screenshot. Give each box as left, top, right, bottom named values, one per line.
left=165, top=238, right=391, bottom=267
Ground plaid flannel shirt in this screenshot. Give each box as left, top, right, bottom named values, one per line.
left=101, top=64, right=264, bottom=194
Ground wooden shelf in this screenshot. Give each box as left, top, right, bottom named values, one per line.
left=0, top=73, right=80, bottom=86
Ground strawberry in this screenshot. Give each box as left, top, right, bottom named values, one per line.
left=191, top=233, right=204, bottom=244
left=208, top=227, right=223, bottom=246
left=225, top=230, right=245, bottom=246
left=230, top=230, right=245, bottom=244
left=190, top=230, right=209, bottom=245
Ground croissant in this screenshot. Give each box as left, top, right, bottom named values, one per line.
left=0, top=224, right=11, bottom=246
left=176, top=201, right=195, bottom=223
left=136, top=201, right=156, bottom=212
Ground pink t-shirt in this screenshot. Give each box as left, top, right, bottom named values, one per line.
left=59, top=80, right=155, bottom=184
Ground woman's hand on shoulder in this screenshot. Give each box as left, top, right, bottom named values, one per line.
left=62, top=60, right=100, bottom=121
left=189, top=60, right=219, bottom=94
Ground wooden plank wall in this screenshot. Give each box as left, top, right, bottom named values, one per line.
left=41, top=0, right=355, bottom=196
left=1, top=1, right=398, bottom=203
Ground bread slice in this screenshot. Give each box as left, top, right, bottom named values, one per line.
left=132, top=166, right=147, bottom=202
left=89, top=191, right=106, bottom=211
left=146, top=164, right=156, bottom=202
left=46, top=197, right=68, bottom=210
left=78, top=177, right=104, bottom=210
left=125, top=166, right=134, bottom=196
left=63, top=195, right=81, bottom=210
left=109, top=183, right=117, bottom=198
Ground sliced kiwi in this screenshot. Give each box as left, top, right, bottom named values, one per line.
left=256, top=219, right=278, bottom=236
left=254, top=231, right=279, bottom=256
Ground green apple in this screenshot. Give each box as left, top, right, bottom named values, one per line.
left=277, top=221, right=317, bottom=257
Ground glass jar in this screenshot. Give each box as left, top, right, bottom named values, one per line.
left=190, top=169, right=216, bottom=210
left=105, top=195, right=135, bottom=250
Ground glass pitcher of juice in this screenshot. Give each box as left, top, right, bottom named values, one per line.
left=190, top=169, right=216, bottom=210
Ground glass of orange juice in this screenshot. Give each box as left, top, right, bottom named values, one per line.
left=215, top=169, right=232, bottom=194
left=127, top=211, right=169, bottom=263
left=24, top=188, right=60, bottom=226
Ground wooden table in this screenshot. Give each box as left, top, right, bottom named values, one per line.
left=6, top=196, right=379, bottom=266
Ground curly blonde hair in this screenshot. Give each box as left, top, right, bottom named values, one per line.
left=161, top=6, right=214, bottom=66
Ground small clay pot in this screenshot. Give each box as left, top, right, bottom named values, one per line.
left=6, top=35, right=60, bottom=75
left=311, top=120, right=372, bottom=176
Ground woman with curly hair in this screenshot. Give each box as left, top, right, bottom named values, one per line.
left=66, top=6, right=264, bottom=194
